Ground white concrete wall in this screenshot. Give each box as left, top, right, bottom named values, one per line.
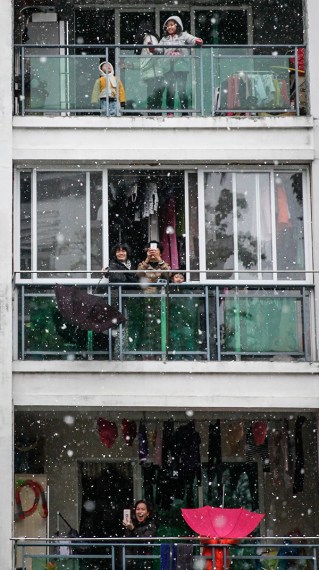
left=12, top=116, right=314, bottom=163
left=13, top=361, right=319, bottom=410
left=0, top=0, right=13, bottom=567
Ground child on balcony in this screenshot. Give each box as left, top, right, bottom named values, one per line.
left=91, top=61, right=126, bottom=116
left=155, top=16, right=203, bottom=115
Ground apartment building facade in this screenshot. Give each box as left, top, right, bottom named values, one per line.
left=1, top=0, right=319, bottom=567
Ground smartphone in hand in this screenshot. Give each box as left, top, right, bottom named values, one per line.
left=123, top=509, right=131, bottom=524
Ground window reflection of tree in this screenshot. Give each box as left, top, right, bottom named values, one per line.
left=206, top=187, right=258, bottom=276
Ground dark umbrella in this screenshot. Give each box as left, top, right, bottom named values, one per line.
left=55, top=285, right=126, bottom=333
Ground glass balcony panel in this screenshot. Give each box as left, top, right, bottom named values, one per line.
left=17, top=284, right=310, bottom=361
left=16, top=45, right=305, bottom=116
left=168, top=293, right=207, bottom=359
left=120, top=53, right=197, bottom=115
left=222, top=291, right=304, bottom=355
left=22, top=290, right=109, bottom=359
left=213, top=49, right=292, bottom=113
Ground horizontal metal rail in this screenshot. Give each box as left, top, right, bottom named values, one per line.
left=12, top=536, right=318, bottom=570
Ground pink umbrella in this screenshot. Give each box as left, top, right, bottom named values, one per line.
left=181, top=506, right=264, bottom=538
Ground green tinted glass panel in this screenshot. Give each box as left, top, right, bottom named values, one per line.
left=223, top=294, right=302, bottom=353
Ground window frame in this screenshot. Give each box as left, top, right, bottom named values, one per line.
left=14, top=165, right=312, bottom=286
left=197, top=166, right=312, bottom=285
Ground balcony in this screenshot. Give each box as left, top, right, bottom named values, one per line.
left=13, top=536, right=316, bottom=570
left=14, top=44, right=306, bottom=117
left=15, top=282, right=312, bottom=362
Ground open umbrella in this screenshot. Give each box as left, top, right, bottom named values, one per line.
left=182, top=506, right=264, bottom=570
left=181, top=506, right=264, bottom=538
left=55, top=285, right=126, bottom=333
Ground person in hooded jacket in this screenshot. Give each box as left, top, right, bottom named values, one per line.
left=154, top=16, right=203, bottom=114
left=91, top=61, right=126, bottom=116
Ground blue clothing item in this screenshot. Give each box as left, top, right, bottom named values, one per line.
left=100, top=99, right=118, bottom=116
left=277, top=542, right=301, bottom=570
left=160, top=543, right=170, bottom=570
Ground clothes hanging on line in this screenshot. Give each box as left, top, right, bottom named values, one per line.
left=217, top=72, right=290, bottom=112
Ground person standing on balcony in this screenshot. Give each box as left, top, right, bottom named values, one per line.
left=155, top=16, right=203, bottom=115
left=91, top=61, right=126, bottom=116
left=137, top=241, right=170, bottom=290
left=123, top=500, right=157, bottom=569
left=134, top=21, right=164, bottom=114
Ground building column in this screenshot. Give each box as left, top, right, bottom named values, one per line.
left=0, top=0, right=13, bottom=568
left=306, top=0, right=319, bottom=359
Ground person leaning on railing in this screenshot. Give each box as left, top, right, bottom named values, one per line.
left=152, top=15, right=203, bottom=115
left=102, top=243, right=136, bottom=283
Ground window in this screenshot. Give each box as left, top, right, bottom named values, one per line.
left=18, top=170, right=103, bottom=281
left=203, top=170, right=306, bottom=281
left=16, top=168, right=309, bottom=283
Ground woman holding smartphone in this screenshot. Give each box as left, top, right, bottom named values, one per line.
left=137, top=241, right=171, bottom=292
left=123, top=500, right=156, bottom=569
left=135, top=241, right=171, bottom=358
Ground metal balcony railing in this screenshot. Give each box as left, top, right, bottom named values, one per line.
left=15, top=282, right=312, bottom=361
left=13, top=536, right=318, bottom=570
left=14, top=44, right=306, bottom=117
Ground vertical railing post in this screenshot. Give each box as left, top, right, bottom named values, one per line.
left=211, top=47, right=215, bottom=116
left=199, top=46, right=204, bottom=116
left=312, top=545, right=318, bottom=570
left=118, top=284, right=123, bottom=361
left=21, top=46, right=25, bottom=116
left=21, top=285, right=25, bottom=360
left=205, top=285, right=211, bottom=360
left=108, top=284, right=113, bottom=360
